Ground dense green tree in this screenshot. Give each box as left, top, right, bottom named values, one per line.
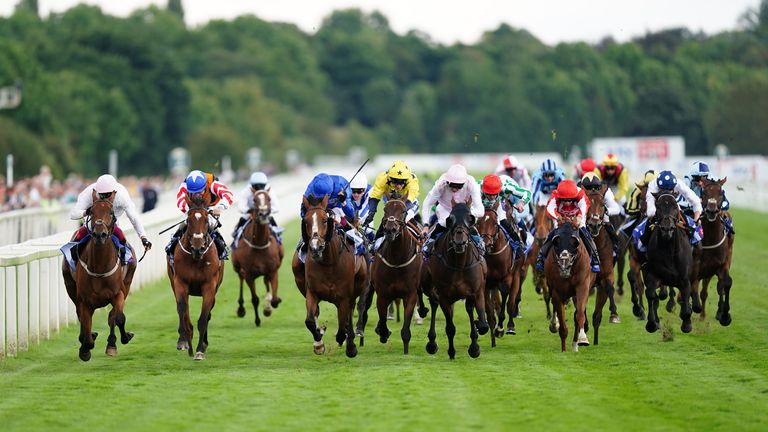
left=167, top=0, right=185, bottom=21
left=705, top=74, right=768, bottom=154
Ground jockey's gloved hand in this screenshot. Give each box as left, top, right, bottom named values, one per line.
left=141, top=236, right=152, bottom=250
left=337, top=191, right=346, bottom=204
left=363, top=212, right=375, bottom=227
left=210, top=206, right=225, bottom=217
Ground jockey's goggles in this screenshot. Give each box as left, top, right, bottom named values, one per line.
left=389, top=178, right=408, bottom=186
left=582, top=184, right=601, bottom=192
left=448, top=182, right=465, bottom=190
left=251, top=183, right=266, bottom=191
left=97, top=192, right=112, bottom=200
left=560, top=198, right=578, bottom=203
left=505, top=167, right=517, bottom=173
left=543, top=172, right=555, bottom=178
left=605, top=166, right=616, bottom=170
left=691, top=175, right=705, bottom=182
left=351, top=188, right=365, bottom=194
left=483, top=193, right=499, bottom=200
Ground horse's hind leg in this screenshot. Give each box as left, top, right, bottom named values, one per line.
left=440, top=300, right=457, bottom=360
left=194, top=285, right=216, bottom=360
left=341, top=299, right=358, bottom=358
left=593, top=283, right=607, bottom=346
left=236, top=275, right=246, bottom=318
left=498, top=284, right=509, bottom=337
left=425, top=295, right=439, bottom=355
left=691, top=277, right=703, bottom=314
left=717, top=270, right=732, bottom=326
left=465, top=300, right=481, bottom=358
left=355, top=281, right=374, bottom=339
left=507, top=270, right=523, bottom=334
left=175, top=289, right=193, bottom=356
left=700, top=277, right=710, bottom=319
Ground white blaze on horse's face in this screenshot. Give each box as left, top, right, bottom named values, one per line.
left=194, top=213, right=202, bottom=220
left=310, top=212, right=320, bottom=250
left=258, top=193, right=267, bottom=211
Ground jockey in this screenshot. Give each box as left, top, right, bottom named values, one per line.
left=298, top=173, right=362, bottom=257
left=685, top=161, right=734, bottom=235
left=421, top=164, right=485, bottom=256
left=232, top=171, right=283, bottom=245
left=580, top=172, right=622, bottom=252
left=574, top=158, right=597, bottom=182
left=480, top=173, right=531, bottom=253
left=364, top=160, right=421, bottom=227
left=66, top=174, right=152, bottom=264
left=347, top=173, right=375, bottom=242
left=620, top=170, right=656, bottom=237
left=535, top=179, right=601, bottom=273
left=494, top=154, right=532, bottom=190
left=531, top=159, right=566, bottom=207
left=596, top=153, right=629, bottom=206
left=166, top=170, right=233, bottom=260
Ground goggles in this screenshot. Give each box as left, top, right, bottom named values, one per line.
left=448, top=182, right=464, bottom=190
left=351, top=188, right=365, bottom=194
left=390, top=178, right=407, bottom=186
left=251, top=183, right=266, bottom=191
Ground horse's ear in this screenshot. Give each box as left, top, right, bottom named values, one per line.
left=469, top=214, right=477, bottom=226
left=450, top=197, right=457, bottom=207
left=447, top=214, right=455, bottom=228
left=492, top=200, right=500, bottom=211
left=600, top=183, right=608, bottom=194
left=719, top=176, right=727, bottom=186
left=91, top=189, right=98, bottom=201
left=302, top=195, right=310, bottom=209
left=651, top=191, right=659, bottom=199
left=321, top=194, right=329, bottom=208
left=185, top=193, right=193, bottom=207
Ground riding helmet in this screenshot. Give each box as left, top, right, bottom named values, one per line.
left=688, top=161, right=710, bottom=178
left=540, top=159, right=558, bottom=175
left=502, top=155, right=520, bottom=170
left=580, top=172, right=602, bottom=189
left=602, top=153, right=619, bottom=167
left=445, top=164, right=468, bottom=184
left=387, top=161, right=412, bottom=182
left=185, top=170, right=207, bottom=194
left=310, top=173, right=334, bottom=198
left=94, top=174, right=118, bottom=194
left=350, top=173, right=368, bottom=190
left=481, top=174, right=502, bottom=195
left=556, top=179, right=579, bottom=199
left=656, top=171, right=678, bottom=190
left=249, top=171, right=268, bottom=187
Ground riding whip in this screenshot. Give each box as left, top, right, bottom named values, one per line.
left=159, top=220, right=184, bottom=235
left=345, top=158, right=371, bottom=189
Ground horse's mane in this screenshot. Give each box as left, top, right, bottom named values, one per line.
left=386, top=191, right=405, bottom=202
left=306, top=194, right=324, bottom=208
left=188, top=193, right=207, bottom=210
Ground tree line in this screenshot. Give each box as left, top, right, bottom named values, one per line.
left=1, top=0, right=766, bottom=178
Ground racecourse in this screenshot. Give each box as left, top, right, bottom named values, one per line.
left=0, top=208, right=766, bottom=431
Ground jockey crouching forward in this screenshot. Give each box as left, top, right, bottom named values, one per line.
left=347, top=173, right=375, bottom=245
left=421, top=164, right=485, bottom=257
left=231, top=171, right=283, bottom=248
left=62, top=174, right=152, bottom=269
left=166, top=170, right=233, bottom=260
left=580, top=172, right=622, bottom=253
left=480, top=174, right=532, bottom=256
left=535, top=179, right=602, bottom=273
left=364, top=160, right=421, bottom=252
left=684, top=161, right=734, bottom=236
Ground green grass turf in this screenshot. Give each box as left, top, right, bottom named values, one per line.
left=1, top=209, right=767, bottom=431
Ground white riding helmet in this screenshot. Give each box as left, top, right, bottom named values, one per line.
left=249, top=171, right=268, bottom=186
left=94, top=174, right=118, bottom=194
left=350, top=173, right=368, bottom=190
left=445, top=164, right=468, bottom=184
left=503, top=155, right=520, bottom=170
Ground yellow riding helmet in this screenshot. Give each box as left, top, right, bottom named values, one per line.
left=637, top=170, right=656, bottom=188
left=603, top=153, right=619, bottom=167
left=387, top=160, right=412, bottom=181
left=581, top=172, right=602, bottom=189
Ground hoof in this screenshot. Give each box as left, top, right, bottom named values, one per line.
left=313, top=342, right=326, bottom=355
left=632, top=304, right=644, bottom=318
left=617, top=285, right=624, bottom=296
left=577, top=329, right=590, bottom=346
left=609, top=314, right=621, bottom=324
left=263, top=308, right=272, bottom=317
left=271, top=297, right=282, bottom=308
left=194, top=351, right=205, bottom=361
left=254, top=317, right=261, bottom=327
left=475, top=320, right=489, bottom=335
left=535, top=285, right=542, bottom=295
left=666, top=300, right=676, bottom=313
left=448, top=349, right=456, bottom=360
left=236, top=307, right=246, bottom=318
left=346, top=345, right=358, bottom=358
left=506, top=326, right=517, bottom=335
left=415, top=317, right=424, bottom=325
left=79, top=350, right=91, bottom=362
left=549, top=322, right=558, bottom=334
left=105, top=346, right=117, bottom=357
left=658, top=288, right=668, bottom=301
left=495, top=328, right=505, bottom=338
left=121, top=332, right=134, bottom=345
left=177, top=341, right=190, bottom=351
left=468, top=345, right=480, bottom=358
left=681, top=321, right=693, bottom=334
left=645, top=320, right=659, bottom=333
left=572, top=342, right=580, bottom=352
left=418, top=306, right=429, bottom=318
left=354, top=329, right=364, bottom=338
left=425, top=341, right=438, bottom=355
left=692, top=304, right=702, bottom=314
left=720, top=314, right=732, bottom=327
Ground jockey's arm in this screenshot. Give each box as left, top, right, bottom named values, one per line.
left=116, top=186, right=148, bottom=239
left=175, top=183, right=188, bottom=213
left=545, top=195, right=558, bottom=220
left=677, top=182, right=702, bottom=221
left=69, top=186, right=94, bottom=220
left=645, top=181, right=660, bottom=219
left=626, top=188, right=642, bottom=217
left=421, top=182, right=441, bottom=224
left=617, top=169, right=630, bottom=200
left=604, top=188, right=622, bottom=216
left=407, top=175, right=420, bottom=202
left=236, top=186, right=252, bottom=214
left=468, top=181, right=484, bottom=219
left=268, top=187, right=280, bottom=214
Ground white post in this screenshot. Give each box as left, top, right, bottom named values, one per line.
left=48, top=258, right=59, bottom=333
left=29, top=260, right=40, bottom=344
left=0, top=267, right=5, bottom=357
left=6, top=154, right=13, bottom=188
left=17, top=264, right=28, bottom=352
left=5, top=264, right=17, bottom=355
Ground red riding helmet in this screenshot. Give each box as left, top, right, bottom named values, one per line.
left=578, top=158, right=596, bottom=174
left=482, top=174, right=502, bottom=194
left=556, top=179, right=579, bottom=199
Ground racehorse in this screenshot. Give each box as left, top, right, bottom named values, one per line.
left=610, top=212, right=628, bottom=295
left=62, top=191, right=135, bottom=361
left=423, top=203, right=489, bottom=359
left=642, top=193, right=696, bottom=334
left=292, top=195, right=368, bottom=358
left=166, top=194, right=224, bottom=360
left=527, top=204, right=553, bottom=319
left=364, top=193, right=422, bottom=354
left=692, top=177, right=733, bottom=326
left=626, top=183, right=650, bottom=320
left=543, top=217, right=595, bottom=352
left=502, top=201, right=529, bottom=335
left=584, top=186, right=621, bottom=345
left=231, top=190, right=284, bottom=326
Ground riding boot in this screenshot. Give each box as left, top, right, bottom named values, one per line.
left=579, top=226, right=601, bottom=273
left=500, top=219, right=523, bottom=257
left=423, top=225, right=445, bottom=258
left=212, top=230, right=229, bottom=260
left=469, top=226, right=486, bottom=256
left=535, top=230, right=556, bottom=271
left=165, top=224, right=186, bottom=256
left=232, top=216, right=247, bottom=238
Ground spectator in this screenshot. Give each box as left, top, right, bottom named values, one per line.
left=140, top=179, right=160, bottom=213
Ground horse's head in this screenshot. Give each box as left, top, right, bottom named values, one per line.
left=702, top=177, right=726, bottom=222
left=184, top=194, right=212, bottom=260
left=252, top=190, right=272, bottom=224
left=446, top=203, right=475, bottom=254
left=653, top=192, right=679, bottom=240
left=89, top=190, right=116, bottom=244
left=585, top=186, right=607, bottom=237
left=551, top=220, right=580, bottom=278
left=476, top=206, right=500, bottom=250
left=302, top=194, right=333, bottom=261
left=382, top=195, right=407, bottom=241
left=534, top=204, right=552, bottom=245
left=639, top=184, right=649, bottom=216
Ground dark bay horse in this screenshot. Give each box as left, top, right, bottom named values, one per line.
left=543, top=218, right=595, bottom=352
left=692, top=177, right=733, bottom=326
left=423, top=203, right=489, bottom=359
left=642, top=193, right=696, bottom=334
left=167, top=194, right=224, bottom=360
left=231, top=190, right=284, bottom=326
left=527, top=204, right=553, bottom=320
left=62, top=191, right=134, bottom=361
left=365, top=195, right=422, bottom=354
left=292, top=195, right=368, bottom=358
left=585, top=187, right=620, bottom=345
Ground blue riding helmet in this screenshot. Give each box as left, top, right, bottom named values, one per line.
left=540, top=159, right=558, bottom=175
left=311, top=173, right=334, bottom=198
left=689, top=161, right=710, bottom=178
left=657, top=170, right=678, bottom=190
left=185, top=170, right=207, bottom=193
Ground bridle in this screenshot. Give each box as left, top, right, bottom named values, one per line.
left=79, top=198, right=120, bottom=277
left=179, top=208, right=214, bottom=260
left=243, top=191, right=272, bottom=249
left=377, top=199, right=420, bottom=268
left=479, top=210, right=508, bottom=256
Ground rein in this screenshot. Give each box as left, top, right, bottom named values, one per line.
left=178, top=233, right=214, bottom=257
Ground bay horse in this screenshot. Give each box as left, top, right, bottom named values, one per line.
left=423, top=203, right=489, bottom=359
left=503, top=201, right=530, bottom=335
left=692, top=177, right=733, bottom=326
left=62, top=191, right=134, bottom=361
left=626, top=183, right=650, bottom=320
left=364, top=193, right=422, bottom=354
left=584, top=186, right=621, bottom=346
left=642, top=193, right=696, bottom=334
left=231, top=190, right=284, bottom=326
left=526, top=204, right=553, bottom=320
left=166, top=194, right=224, bottom=360
left=291, top=195, right=368, bottom=358
left=543, top=217, right=595, bottom=352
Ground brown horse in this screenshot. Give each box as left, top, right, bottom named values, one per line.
left=423, top=203, right=489, bottom=359
left=62, top=191, right=135, bottom=361
left=365, top=195, right=422, bottom=354
left=167, top=194, right=224, bottom=360
left=502, top=202, right=529, bottom=334
left=692, top=177, right=733, bottom=326
left=527, top=204, right=553, bottom=319
left=292, top=195, right=368, bottom=358
left=584, top=186, right=621, bottom=346
left=231, top=190, right=284, bottom=326
left=626, top=183, right=650, bottom=320
left=544, top=218, right=595, bottom=352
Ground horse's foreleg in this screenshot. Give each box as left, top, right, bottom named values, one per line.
left=700, top=277, right=710, bottom=320
left=425, top=294, right=439, bottom=355
left=236, top=275, right=246, bottom=318
left=679, top=278, right=693, bottom=334
left=465, top=299, right=481, bottom=358
left=401, top=291, right=417, bottom=355
left=440, top=299, right=457, bottom=360
left=417, top=285, right=429, bottom=318
left=592, top=281, right=607, bottom=346
left=304, top=291, right=324, bottom=355
left=245, top=277, right=261, bottom=327
left=643, top=275, right=660, bottom=333
left=498, top=284, right=509, bottom=337
left=112, top=289, right=133, bottom=345
left=78, top=303, right=95, bottom=361
left=107, top=307, right=118, bottom=356
left=691, top=276, right=703, bottom=315
left=575, top=281, right=590, bottom=349
left=507, top=269, right=522, bottom=334
left=374, top=292, right=391, bottom=344
left=627, top=256, right=646, bottom=320
left=269, top=265, right=282, bottom=308
left=474, top=285, right=490, bottom=337
left=194, top=286, right=216, bottom=360
left=550, top=292, right=568, bottom=352
left=339, top=299, right=358, bottom=358
left=175, top=289, right=193, bottom=356
left=717, top=270, right=732, bottom=326
left=355, top=280, right=373, bottom=338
